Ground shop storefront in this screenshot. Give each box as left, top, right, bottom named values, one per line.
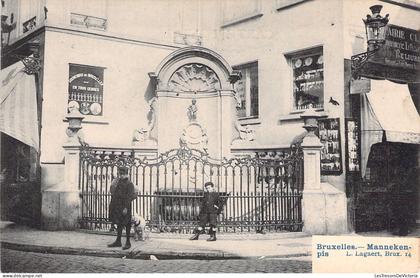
left=0, top=56, right=41, bottom=225
left=350, top=22, right=420, bottom=234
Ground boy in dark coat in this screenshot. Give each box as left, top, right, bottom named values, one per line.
left=108, top=166, right=137, bottom=249
left=190, top=181, right=222, bottom=241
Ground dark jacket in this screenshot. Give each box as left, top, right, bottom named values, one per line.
left=200, top=191, right=222, bottom=215
left=109, top=177, right=137, bottom=225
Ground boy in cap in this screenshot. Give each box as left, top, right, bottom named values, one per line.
left=190, top=181, right=222, bottom=241
left=108, top=165, right=137, bottom=249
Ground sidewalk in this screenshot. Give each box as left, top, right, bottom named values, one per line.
left=0, top=222, right=312, bottom=260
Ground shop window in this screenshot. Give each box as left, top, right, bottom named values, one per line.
left=289, top=47, right=324, bottom=110
left=68, top=64, right=104, bottom=116
left=0, top=133, right=35, bottom=183
left=233, top=62, right=259, bottom=118
left=318, top=118, right=342, bottom=175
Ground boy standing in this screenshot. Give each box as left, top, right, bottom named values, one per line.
left=108, top=166, right=137, bottom=249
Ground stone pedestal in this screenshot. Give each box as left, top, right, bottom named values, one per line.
left=41, top=144, right=81, bottom=230
left=300, top=106, right=347, bottom=235
left=301, top=138, right=326, bottom=234
left=41, top=110, right=83, bottom=230
left=41, top=190, right=80, bottom=230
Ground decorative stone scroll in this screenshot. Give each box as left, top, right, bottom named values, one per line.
left=168, top=63, right=221, bottom=93
left=233, top=121, right=255, bottom=142
left=232, top=93, right=255, bottom=143
left=132, top=97, right=157, bottom=145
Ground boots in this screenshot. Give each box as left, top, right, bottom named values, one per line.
left=207, top=230, right=216, bottom=241
left=189, top=232, right=200, bottom=240
left=108, top=237, right=122, bottom=247
left=122, top=239, right=131, bottom=250
left=123, top=224, right=132, bottom=249
left=190, top=227, right=204, bottom=240
left=109, top=225, right=123, bottom=247
left=207, top=233, right=216, bottom=241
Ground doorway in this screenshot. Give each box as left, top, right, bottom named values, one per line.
left=354, top=142, right=418, bottom=233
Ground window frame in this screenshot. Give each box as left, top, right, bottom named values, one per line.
left=69, top=0, right=108, bottom=31
left=233, top=61, right=259, bottom=120
left=276, top=0, right=309, bottom=11
left=285, top=46, right=324, bottom=112
left=221, top=0, right=263, bottom=28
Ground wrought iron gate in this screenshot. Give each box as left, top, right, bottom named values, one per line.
left=79, top=145, right=303, bottom=233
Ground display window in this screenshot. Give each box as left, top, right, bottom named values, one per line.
left=289, top=48, right=323, bottom=110
left=318, top=118, right=342, bottom=175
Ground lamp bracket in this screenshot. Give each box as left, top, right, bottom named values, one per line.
left=351, top=48, right=379, bottom=79
left=13, top=54, right=42, bottom=75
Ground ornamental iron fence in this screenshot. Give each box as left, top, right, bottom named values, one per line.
left=79, top=145, right=303, bottom=233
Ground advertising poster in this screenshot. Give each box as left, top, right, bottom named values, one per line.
left=68, top=64, right=104, bottom=116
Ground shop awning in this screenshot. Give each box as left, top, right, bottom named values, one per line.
left=0, top=60, right=39, bottom=152
left=360, top=80, right=420, bottom=176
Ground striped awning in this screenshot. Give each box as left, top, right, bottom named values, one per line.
left=0, top=60, right=39, bottom=152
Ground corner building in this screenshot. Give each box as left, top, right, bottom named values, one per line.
left=1, top=0, right=418, bottom=234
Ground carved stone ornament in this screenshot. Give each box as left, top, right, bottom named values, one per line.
left=180, top=123, right=209, bottom=151
left=180, top=99, right=208, bottom=151
left=168, top=63, right=221, bottom=93
left=132, top=97, right=157, bottom=145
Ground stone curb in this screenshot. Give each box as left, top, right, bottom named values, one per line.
left=1, top=241, right=241, bottom=260
left=1, top=241, right=311, bottom=260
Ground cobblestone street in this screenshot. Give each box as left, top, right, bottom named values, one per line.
left=1, top=248, right=311, bottom=273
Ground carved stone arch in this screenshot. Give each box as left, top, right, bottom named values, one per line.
left=144, top=46, right=244, bottom=158
left=149, top=46, right=240, bottom=92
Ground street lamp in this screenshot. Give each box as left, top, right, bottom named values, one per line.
left=351, top=5, right=389, bottom=79
left=364, top=5, right=389, bottom=51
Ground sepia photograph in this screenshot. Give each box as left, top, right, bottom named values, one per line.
left=0, top=0, right=419, bottom=276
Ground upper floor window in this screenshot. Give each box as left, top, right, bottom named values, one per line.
left=1, top=0, right=44, bottom=46
left=222, top=0, right=262, bottom=26
left=234, top=62, right=259, bottom=118
left=19, top=0, right=41, bottom=33
left=288, top=47, right=323, bottom=110
left=379, top=0, right=420, bottom=10
left=22, top=17, right=37, bottom=33
left=276, top=0, right=308, bottom=11
left=70, top=0, right=107, bottom=31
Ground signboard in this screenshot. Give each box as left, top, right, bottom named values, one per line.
left=362, top=24, right=420, bottom=83
left=350, top=78, right=370, bottom=95
left=382, top=24, right=420, bottom=71
left=68, top=64, right=104, bottom=116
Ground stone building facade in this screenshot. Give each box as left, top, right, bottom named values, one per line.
left=1, top=0, right=419, bottom=233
